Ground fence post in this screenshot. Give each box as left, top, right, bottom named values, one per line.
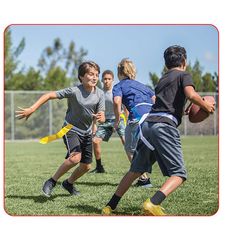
left=49, top=100, right=53, bottom=135
left=184, top=115, right=187, bottom=136
left=10, top=91, right=15, bottom=141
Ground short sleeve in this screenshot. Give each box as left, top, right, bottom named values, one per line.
left=56, top=87, right=75, bottom=99
left=97, top=91, right=105, bottom=112
left=112, top=83, right=122, bottom=97
left=181, top=72, right=195, bottom=89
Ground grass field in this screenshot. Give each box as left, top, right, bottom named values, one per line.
left=4, top=136, right=218, bottom=216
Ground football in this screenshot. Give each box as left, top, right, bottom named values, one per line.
left=188, top=96, right=215, bottom=123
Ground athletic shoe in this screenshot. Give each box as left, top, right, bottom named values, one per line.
left=102, top=206, right=114, bottom=215
left=135, top=178, right=153, bottom=188
left=90, top=165, right=105, bottom=173
left=61, top=179, right=80, bottom=196
left=42, top=178, right=56, bottom=197
left=142, top=198, right=166, bottom=216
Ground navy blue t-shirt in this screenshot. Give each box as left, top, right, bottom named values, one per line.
left=113, top=78, right=155, bottom=120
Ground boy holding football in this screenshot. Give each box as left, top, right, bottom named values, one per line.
left=102, top=46, right=215, bottom=215
left=16, top=61, right=105, bottom=197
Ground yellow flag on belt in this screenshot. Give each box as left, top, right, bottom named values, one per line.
left=120, top=113, right=127, bottom=126
left=39, top=123, right=73, bottom=144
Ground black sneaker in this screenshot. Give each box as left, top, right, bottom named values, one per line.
left=61, top=179, right=80, bottom=196
left=90, top=165, right=105, bottom=173
left=42, top=178, right=56, bottom=197
left=135, top=178, right=153, bottom=188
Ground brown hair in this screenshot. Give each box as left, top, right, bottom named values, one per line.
left=78, top=61, right=100, bottom=82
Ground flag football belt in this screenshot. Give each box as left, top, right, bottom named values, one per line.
left=39, top=113, right=126, bottom=144
left=138, top=112, right=178, bottom=151
left=39, top=120, right=93, bottom=144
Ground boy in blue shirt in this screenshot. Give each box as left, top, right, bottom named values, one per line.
left=113, top=58, right=155, bottom=187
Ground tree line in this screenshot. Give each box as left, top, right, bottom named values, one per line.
left=5, top=29, right=218, bottom=92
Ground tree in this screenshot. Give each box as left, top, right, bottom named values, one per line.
left=148, top=59, right=218, bottom=92
left=38, top=38, right=88, bottom=87
left=5, top=67, right=43, bottom=90
left=148, top=72, right=160, bottom=89
left=4, top=29, right=25, bottom=80
left=202, top=73, right=216, bottom=92
left=189, top=60, right=203, bottom=91
left=43, top=66, right=70, bottom=90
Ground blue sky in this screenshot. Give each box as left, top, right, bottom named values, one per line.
left=9, top=24, right=218, bottom=85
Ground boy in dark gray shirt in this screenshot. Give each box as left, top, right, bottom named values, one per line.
left=16, top=61, right=105, bottom=197
left=102, top=46, right=215, bottom=216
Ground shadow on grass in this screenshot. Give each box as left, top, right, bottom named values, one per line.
left=5, top=194, right=69, bottom=203
left=76, top=181, right=119, bottom=187
left=66, top=203, right=141, bottom=216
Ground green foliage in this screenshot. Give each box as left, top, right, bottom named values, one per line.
left=43, top=67, right=70, bottom=90
left=148, top=72, right=159, bottom=88
left=5, top=67, right=43, bottom=90
left=5, top=136, right=218, bottom=216
left=4, top=29, right=25, bottom=80
left=38, top=38, right=88, bottom=86
left=5, top=31, right=87, bottom=91
left=149, top=60, right=218, bottom=92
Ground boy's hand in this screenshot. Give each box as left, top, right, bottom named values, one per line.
left=15, top=107, right=34, bottom=120
left=93, top=111, right=105, bottom=123
left=204, top=99, right=215, bottom=114
left=184, top=102, right=193, bottom=115
left=113, top=119, right=120, bottom=132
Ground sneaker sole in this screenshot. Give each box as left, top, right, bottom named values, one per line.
left=143, top=208, right=155, bottom=216
left=140, top=184, right=153, bottom=188
left=42, top=189, right=51, bottom=198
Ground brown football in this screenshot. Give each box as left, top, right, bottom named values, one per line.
left=188, top=96, right=215, bottom=123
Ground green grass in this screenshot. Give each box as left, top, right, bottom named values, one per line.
left=4, top=136, right=218, bottom=216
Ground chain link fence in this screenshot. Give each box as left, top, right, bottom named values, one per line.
left=4, top=91, right=218, bottom=140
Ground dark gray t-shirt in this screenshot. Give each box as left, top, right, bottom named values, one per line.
left=149, top=69, right=194, bottom=126
left=56, top=84, right=105, bottom=133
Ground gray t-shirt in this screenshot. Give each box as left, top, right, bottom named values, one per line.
left=56, top=84, right=105, bottom=133
left=104, top=89, right=115, bottom=120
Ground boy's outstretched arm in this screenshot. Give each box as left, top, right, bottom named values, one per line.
left=15, top=91, right=57, bottom=120
left=184, top=86, right=215, bottom=114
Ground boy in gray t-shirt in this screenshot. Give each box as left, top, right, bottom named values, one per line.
left=16, top=61, right=105, bottom=197
left=92, top=70, right=127, bottom=173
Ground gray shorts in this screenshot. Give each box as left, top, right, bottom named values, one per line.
left=95, top=119, right=125, bottom=142
left=130, top=121, right=187, bottom=180
left=124, top=120, right=139, bottom=154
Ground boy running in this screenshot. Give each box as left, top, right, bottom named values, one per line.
left=16, top=61, right=105, bottom=197
left=113, top=58, right=156, bottom=187
left=102, top=46, right=215, bottom=215
left=91, top=70, right=127, bottom=173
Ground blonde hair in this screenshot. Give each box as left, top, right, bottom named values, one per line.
left=117, top=58, right=136, bottom=80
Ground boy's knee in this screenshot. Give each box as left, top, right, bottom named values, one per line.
left=93, top=137, right=102, bottom=145
left=68, top=152, right=81, bottom=164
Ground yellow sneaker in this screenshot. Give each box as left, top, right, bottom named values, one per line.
left=142, top=199, right=166, bottom=216
left=102, top=206, right=114, bottom=215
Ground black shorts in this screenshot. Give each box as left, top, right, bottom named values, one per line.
left=63, top=130, right=93, bottom=164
